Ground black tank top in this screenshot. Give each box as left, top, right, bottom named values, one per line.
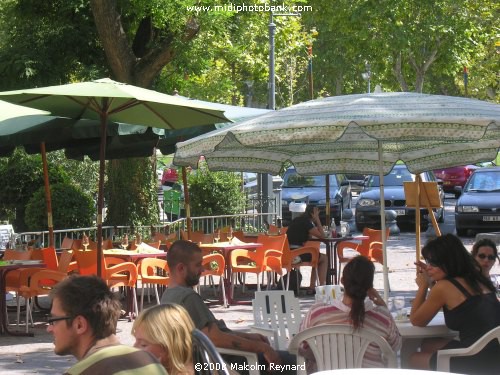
left=444, top=277, right=500, bottom=346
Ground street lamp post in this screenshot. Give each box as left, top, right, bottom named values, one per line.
left=260, top=11, right=300, bottom=225
left=361, top=62, right=371, bottom=93
left=308, top=27, right=318, bottom=99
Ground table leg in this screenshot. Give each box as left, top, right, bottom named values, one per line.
left=399, top=338, right=422, bottom=368
left=325, top=242, right=335, bottom=285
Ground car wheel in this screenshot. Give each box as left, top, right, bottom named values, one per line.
left=456, top=227, right=467, bottom=237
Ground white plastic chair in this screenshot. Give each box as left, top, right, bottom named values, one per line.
left=288, top=324, right=397, bottom=375
left=251, top=290, right=302, bottom=350
left=436, top=326, right=500, bottom=372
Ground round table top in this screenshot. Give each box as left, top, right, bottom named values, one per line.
left=395, top=311, right=458, bottom=339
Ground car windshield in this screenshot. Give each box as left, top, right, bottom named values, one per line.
left=465, top=171, right=500, bottom=192
left=283, top=173, right=338, bottom=188
left=367, top=168, right=414, bottom=187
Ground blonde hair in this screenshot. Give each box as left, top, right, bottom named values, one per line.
left=132, top=303, right=194, bottom=374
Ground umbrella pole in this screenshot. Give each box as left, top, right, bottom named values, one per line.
left=40, top=142, right=54, bottom=248
left=96, top=100, right=110, bottom=278
left=325, top=175, right=330, bottom=225
left=378, top=143, right=389, bottom=301
left=182, top=167, right=192, bottom=240
left=415, top=176, right=421, bottom=262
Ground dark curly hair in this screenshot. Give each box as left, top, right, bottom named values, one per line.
left=342, top=256, right=375, bottom=330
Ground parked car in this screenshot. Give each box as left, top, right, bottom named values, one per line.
left=355, top=164, right=444, bottom=232
left=280, top=168, right=351, bottom=226
left=161, top=167, right=179, bottom=186
left=243, top=172, right=283, bottom=200
left=455, top=167, right=500, bottom=236
left=433, top=165, right=479, bottom=198
left=345, top=173, right=366, bottom=194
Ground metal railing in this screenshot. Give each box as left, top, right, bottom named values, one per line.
left=15, top=212, right=278, bottom=249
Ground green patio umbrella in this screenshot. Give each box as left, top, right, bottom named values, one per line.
left=174, top=92, right=500, bottom=299
left=0, top=78, right=229, bottom=276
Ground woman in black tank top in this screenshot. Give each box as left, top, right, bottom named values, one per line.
left=409, top=234, right=500, bottom=374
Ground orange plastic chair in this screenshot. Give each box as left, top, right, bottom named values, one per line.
left=229, top=236, right=274, bottom=298
left=200, top=253, right=227, bottom=307
left=258, top=234, right=287, bottom=288
left=137, top=258, right=169, bottom=310
left=16, top=250, right=74, bottom=332
left=264, top=238, right=320, bottom=290
left=337, top=228, right=389, bottom=266
left=73, top=249, right=139, bottom=315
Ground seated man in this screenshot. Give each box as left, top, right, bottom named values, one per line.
left=47, top=275, right=167, bottom=375
left=161, top=240, right=297, bottom=375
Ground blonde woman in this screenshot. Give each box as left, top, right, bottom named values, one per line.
left=132, top=303, right=195, bottom=375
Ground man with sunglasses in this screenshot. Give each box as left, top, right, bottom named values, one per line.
left=47, top=275, right=166, bottom=375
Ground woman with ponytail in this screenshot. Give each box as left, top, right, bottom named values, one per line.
left=299, top=256, right=401, bottom=372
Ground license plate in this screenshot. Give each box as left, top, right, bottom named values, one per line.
left=483, top=216, right=500, bottom=222
left=395, top=210, right=406, bottom=216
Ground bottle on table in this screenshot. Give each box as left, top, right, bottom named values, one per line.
left=330, top=219, right=337, bottom=238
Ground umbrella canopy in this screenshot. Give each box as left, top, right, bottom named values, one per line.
left=0, top=78, right=229, bottom=276
left=174, top=92, right=500, bottom=299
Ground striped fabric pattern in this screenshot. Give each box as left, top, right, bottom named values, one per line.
left=299, top=300, right=401, bottom=370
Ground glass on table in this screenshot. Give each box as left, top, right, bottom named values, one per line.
left=121, top=234, right=129, bottom=250
left=213, top=230, right=220, bottom=243
left=227, top=228, right=233, bottom=243
left=394, top=295, right=406, bottom=320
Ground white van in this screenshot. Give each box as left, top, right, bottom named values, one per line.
left=0, top=224, right=14, bottom=249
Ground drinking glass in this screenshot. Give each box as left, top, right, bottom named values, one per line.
left=394, top=295, right=406, bottom=319
left=121, top=234, right=129, bottom=250
left=82, top=233, right=90, bottom=251
left=386, top=297, right=394, bottom=312
left=227, top=228, right=233, bottom=244
left=214, top=230, right=220, bottom=243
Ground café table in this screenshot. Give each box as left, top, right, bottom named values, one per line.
left=199, top=240, right=262, bottom=306
left=310, top=236, right=368, bottom=285
left=103, top=248, right=166, bottom=320
left=396, top=311, right=458, bottom=368
left=0, top=260, right=46, bottom=336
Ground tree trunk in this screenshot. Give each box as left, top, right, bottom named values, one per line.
left=392, top=52, right=409, bottom=92
left=90, top=0, right=199, bottom=227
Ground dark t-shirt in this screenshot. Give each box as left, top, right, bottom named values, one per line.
left=160, top=286, right=229, bottom=331
left=286, top=216, right=314, bottom=247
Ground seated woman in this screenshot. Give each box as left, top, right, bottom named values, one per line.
left=286, top=204, right=328, bottom=290
left=410, top=234, right=500, bottom=374
left=471, top=238, right=499, bottom=284
left=299, top=256, right=401, bottom=372
left=132, top=303, right=195, bottom=375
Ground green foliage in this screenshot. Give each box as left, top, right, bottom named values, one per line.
left=188, top=164, right=244, bottom=216
left=25, top=183, right=94, bottom=230
left=0, top=148, right=69, bottom=231
left=104, top=158, right=159, bottom=227
left=47, top=150, right=99, bottom=198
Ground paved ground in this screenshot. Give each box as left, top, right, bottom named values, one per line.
left=1, top=198, right=499, bottom=374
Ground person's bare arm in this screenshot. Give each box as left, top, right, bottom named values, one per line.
left=410, top=262, right=444, bottom=326
left=309, top=208, right=325, bottom=238
left=202, top=322, right=281, bottom=365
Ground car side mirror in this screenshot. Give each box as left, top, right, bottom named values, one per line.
left=454, top=186, right=463, bottom=196
left=341, top=180, right=350, bottom=186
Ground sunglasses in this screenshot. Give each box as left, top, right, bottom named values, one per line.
left=477, top=254, right=496, bottom=261
left=47, top=316, right=73, bottom=325
left=424, top=259, right=439, bottom=267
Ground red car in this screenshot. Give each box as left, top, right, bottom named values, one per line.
left=434, top=165, right=478, bottom=198
left=161, top=167, right=179, bottom=186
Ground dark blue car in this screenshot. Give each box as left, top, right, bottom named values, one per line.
left=280, top=168, right=351, bottom=226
